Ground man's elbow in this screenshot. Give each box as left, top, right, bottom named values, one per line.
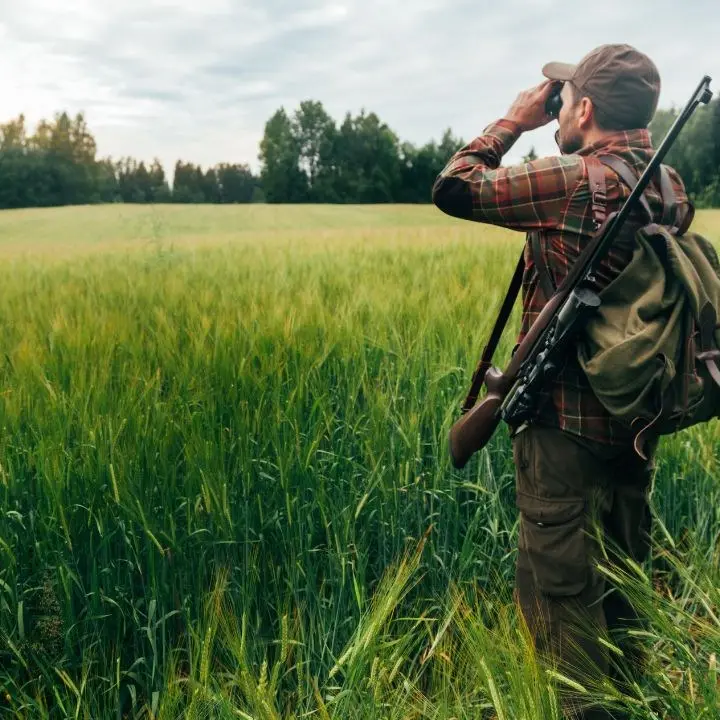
left=432, top=176, right=472, bottom=219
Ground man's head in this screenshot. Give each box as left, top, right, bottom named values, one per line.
left=543, top=44, right=661, bottom=154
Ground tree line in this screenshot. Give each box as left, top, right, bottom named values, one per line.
left=0, top=98, right=718, bottom=210
left=258, top=100, right=464, bottom=203
left=0, top=113, right=261, bottom=209
left=651, top=100, right=720, bottom=207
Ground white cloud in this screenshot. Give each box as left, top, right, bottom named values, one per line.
left=0, top=0, right=718, bottom=177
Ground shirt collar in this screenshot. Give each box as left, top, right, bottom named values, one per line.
left=576, top=129, right=653, bottom=157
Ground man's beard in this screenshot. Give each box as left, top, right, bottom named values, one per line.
left=555, top=127, right=584, bottom=155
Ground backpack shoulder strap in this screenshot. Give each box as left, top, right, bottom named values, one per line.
left=596, top=155, right=654, bottom=224
left=585, top=157, right=608, bottom=228
left=678, top=202, right=695, bottom=235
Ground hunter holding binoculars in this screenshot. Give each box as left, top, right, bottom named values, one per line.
left=433, top=44, right=701, bottom=719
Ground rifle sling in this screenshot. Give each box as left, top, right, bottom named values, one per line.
left=461, top=251, right=525, bottom=412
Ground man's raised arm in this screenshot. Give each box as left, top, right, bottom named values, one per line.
left=432, top=81, right=583, bottom=232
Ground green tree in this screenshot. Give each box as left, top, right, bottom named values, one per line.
left=649, top=98, right=720, bottom=207
left=36, top=112, right=98, bottom=205
left=292, top=100, right=337, bottom=201
left=395, top=129, right=465, bottom=203
left=173, top=161, right=205, bottom=203
left=259, top=108, right=307, bottom=203
left=438, top=128, right=463, bottom=161
left=1, top=99, right=717, bottom=210
left=148, top=160, right=171, bottom=203
left=0, top=114, right=28, bottom=150
left=200, top=168, right=220, bottom=203
left=397, top=141, right=436, bottom=203
left=116, top=157, right=139, bottom=202
left=96, top=158, right=120, bottom=203
left=333, top=110, right=401, bottom=203
left=216, top=163, right=258, bottom=203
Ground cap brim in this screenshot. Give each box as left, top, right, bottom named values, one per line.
left=542, top=61, right=576, bottom=81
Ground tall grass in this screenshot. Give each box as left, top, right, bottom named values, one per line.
left=0, top=205, right=718, bottom=718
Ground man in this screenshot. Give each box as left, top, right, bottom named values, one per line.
left=432, top=44, right=690, bottom=719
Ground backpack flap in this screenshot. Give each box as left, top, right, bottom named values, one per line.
left=577, top=226, right=688, bottom=424
left=578, top=222, right=720, bottom=445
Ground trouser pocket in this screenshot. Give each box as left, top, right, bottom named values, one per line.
left=517, top=494, right=587, bottom=597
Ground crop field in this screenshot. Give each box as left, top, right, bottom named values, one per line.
left=0, top=204, right=718, bottom=719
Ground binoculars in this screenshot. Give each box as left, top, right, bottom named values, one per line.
left=545, top=82, right=563, bottom=119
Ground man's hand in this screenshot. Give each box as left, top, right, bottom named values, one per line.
left=505, top=80, right=556, bottom=133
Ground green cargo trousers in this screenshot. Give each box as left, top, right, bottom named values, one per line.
left=512, top=424, right=657, bottom=720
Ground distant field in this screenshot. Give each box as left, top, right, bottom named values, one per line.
left=0, top=203, right=479, bottom=256
left=0, top=204, right=717, bottom=719
left=0, top=202, right=715, bottom=256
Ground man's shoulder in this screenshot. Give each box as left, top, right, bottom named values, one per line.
left=519, top=153, right=585, bottom=174
left=495, top=153, right=586, bottom=190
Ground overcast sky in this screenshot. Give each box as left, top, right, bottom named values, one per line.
left=0, top=0, right=718, bottom=177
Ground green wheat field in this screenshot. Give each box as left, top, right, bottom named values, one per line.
left=0, top=204, right=718, bottom=719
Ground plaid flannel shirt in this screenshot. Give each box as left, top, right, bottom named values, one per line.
left=433, top=119, right=690, bottom=445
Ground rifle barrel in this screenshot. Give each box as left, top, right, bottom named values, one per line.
left=589, top=76, right=713, bottom=272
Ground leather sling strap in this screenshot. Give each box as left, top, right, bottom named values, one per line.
left=587, top=159, right=608, bottom=228
left=596, top=155, right=654, bottom=223
left=461, top=252, right=525, bottom=412
left=658, top=164, right=679, bottom=230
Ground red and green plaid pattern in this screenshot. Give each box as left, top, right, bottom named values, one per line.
left=433, top=120, right=690, bottom=445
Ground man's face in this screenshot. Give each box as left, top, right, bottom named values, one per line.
left=556, top=83, right=584, bottom=155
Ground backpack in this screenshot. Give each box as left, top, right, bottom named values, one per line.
left=572, top=156, right=720, bottom=456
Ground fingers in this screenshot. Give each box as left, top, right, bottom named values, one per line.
left=537, top=79, right=555, bottom=97
left=505, top=79, right=558, bottom=132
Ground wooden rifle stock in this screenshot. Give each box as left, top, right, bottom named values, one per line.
left=448, top=290, right=569, bottom=469
left=448, top=367, right=510, bottom=469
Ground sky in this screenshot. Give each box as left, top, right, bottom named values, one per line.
left=0, top=0, right=718, bottom=178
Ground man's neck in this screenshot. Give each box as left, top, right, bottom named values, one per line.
left=582, top=128, right=615, bottom=148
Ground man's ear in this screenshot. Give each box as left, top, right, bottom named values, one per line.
left=577, top=97, right=595, bottom=130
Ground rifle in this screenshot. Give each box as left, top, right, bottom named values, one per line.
left=449, top=75, right=714, bottom=470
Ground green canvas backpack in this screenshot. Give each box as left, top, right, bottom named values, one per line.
left=574, top=156, right=720, bottom=456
